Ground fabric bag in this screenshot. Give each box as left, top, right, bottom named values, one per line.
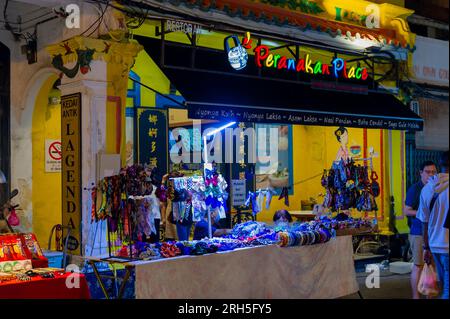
left=418, top=263, right=440, bottom=297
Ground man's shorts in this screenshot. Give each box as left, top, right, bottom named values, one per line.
left=409, top=234, right=424, bottom=266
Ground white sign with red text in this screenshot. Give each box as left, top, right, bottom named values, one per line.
left=413, top=36, right=449, bottom=87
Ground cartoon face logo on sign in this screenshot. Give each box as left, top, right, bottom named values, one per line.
left=225, top=35, right=248, bottom=71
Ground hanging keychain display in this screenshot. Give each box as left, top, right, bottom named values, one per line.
left=321, top=158, right=379, bottom=213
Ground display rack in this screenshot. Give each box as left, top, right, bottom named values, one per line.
left=90, top=164, right=161, bottom=262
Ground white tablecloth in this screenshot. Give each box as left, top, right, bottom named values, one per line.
left=134, top=235, right=358, bottom=299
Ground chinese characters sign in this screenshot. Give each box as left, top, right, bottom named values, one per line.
left=231, top=122, right=255, bottom=209
left=137, top=108, right=168, bottom=180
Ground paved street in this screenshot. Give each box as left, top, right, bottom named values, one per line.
left=343, top=271, right=412, bottom=299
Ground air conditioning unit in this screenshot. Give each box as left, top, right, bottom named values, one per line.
left=410, top=100, right=420, bottom=115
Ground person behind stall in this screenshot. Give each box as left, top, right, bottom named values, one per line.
left=177, top=214, right=193, bottom=241
left=272, top=209, right=293, bottom=231
left=417, top=151, right=449, bottom=299
left=193, top=210, right=232, bottom=240
left=273, top=209, right=293, bottom=223
left=159, top=173, right=177, bottom=241
left=403, top=160, right=437, bottom=299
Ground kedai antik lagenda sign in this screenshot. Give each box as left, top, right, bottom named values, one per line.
left=61, top=93, right=82, bottom=254
left=225, top=32, right=369, bottom=81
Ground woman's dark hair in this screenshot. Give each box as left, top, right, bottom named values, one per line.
left=334, top=127, right=348, bottom=142
left=273, top=210, right=293, bottom=223
left=420, top=161, right=436, bottom=172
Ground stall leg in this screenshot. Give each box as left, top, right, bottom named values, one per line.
left=117, top=266, right=133, bottom=299
left=89, top=260, right=110, bottom=299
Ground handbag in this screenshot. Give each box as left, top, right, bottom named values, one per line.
left=418, top=263, right=440, bottom=297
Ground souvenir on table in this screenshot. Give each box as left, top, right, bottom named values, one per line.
left=0, top=272, right=15, bottom=283
left=0, top=234, right=29, bottom=261
left=228, top=221, right=273, bottom=239
left=32, top=267, right=65, bottom=274
left=20, top=233, right=45, bottom=260
left=91, top=213, right=375, bottom=262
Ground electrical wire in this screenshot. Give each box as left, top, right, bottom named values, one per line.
left=134, top=0, right=390, bottom=56
left=102, top=0, right=369, bottom=57
left=79, top=1, right=110, bottom=37
left=2, top=0, right=27, bottom=41
left=401, top=78, right=449, bottom=101
left=13, top=10, right=54, bottom=27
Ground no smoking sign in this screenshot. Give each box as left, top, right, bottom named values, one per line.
left=48, top=141, right=62, bottom=160
left=45, top=139, right=62, bottom=172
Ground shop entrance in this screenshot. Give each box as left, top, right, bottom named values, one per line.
left=167, top=108, right=232, bottom=230
left=0, top=42, right=10, bottom=205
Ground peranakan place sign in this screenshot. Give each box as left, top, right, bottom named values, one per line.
left=61, top=93, right=82, bottom=254
left=226, top=32, right=369, bottom=81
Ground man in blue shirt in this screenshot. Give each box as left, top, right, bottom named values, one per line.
left=404, top=160, right=437, bottom=299
left=193, top=210, right=232, bottom=240
left=417, top=151, right=449, bottom=299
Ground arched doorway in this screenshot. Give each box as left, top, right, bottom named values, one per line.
left=0, top=42, right=10, bottom=205
left=31, top=74, right=62, bottom=247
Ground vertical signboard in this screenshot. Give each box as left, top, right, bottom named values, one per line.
left=61, top=93, right=82, bottom=255
left=231, top=122, right=255, bottom=210
left=231, top=180, right=246, bottom=207
left=137, top=108, right=168, bottom=181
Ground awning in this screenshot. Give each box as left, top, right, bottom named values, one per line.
left=135, top=35, right=423, bottom=131
left=162, top=67, right=423, bottom=131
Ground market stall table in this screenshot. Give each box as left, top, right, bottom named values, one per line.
left=88, top=235, right=358, bottom=299
left=0, top=272, right=91, bottom=299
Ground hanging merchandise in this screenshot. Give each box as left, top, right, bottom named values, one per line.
left=204, top=167, right=228, bottom=219
left=370, top=171, right=380, bottom=197
left=129, top=195, right=158, bottom=240
left=191, top=177, right=207, bottom=222
left=245, top=191, right=260, bottom=215
left=89, top=164, right=164, bottom=260
left=279, top=187, right=290, bottom=206
left=321, top=158, right=379, bottom=213
left=244, top=187, right=277, bottom=215
left=171, top=175, right=207, bottom=223
left=265, top=187, right=275, bottom=210
left=256, top=191, right=265, bottom=212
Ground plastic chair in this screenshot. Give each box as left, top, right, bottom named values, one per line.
left=47, top=224, right=72, bottom=269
